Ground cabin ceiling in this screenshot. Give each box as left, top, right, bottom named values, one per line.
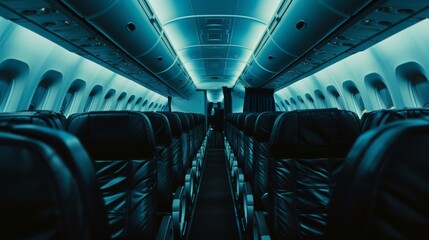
left=0, top=0, right=428, bottom=99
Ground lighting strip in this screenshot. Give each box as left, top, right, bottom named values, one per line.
left=145, top=0, right=283, bottom=89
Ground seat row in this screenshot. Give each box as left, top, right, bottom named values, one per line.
left=0, top=110, right=208, bottom=239
left=224, top=108, right=429, bottom=239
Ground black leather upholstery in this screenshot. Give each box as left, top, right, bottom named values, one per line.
left=143, top=112, right=174, bottom=213
left=268, top=109, right=360, bottom=239
left=186, top=113, right=195, bottom=157
left=361, top=108, right=429, bottom=132
left=236, top=113, right=249, bottom=167
left=0, top=131, right=87, bottom=239
left=67, top=111, right=158, bottom=239
left=3, top=124, right=109, bottom=239
left=243, top=113, right=260, bottom=182
left=158, top=112, right=184, bottom=186
left=175, top=112, right=191, bottom=169
left=328, top=119, right=429, bottom=239
left=0, top=110, right=66, bottom=129
left=252, top=111, right=282, bottom=210
left=360, top=109, right=404, bottom=132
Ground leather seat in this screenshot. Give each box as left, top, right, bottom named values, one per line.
left=252, top=111, right=283, bottom=211
left=143, top=112, right=174, bottom=213
left=236, top=113, right=250, bottom=169
left=67, top=111, right=163, bottom=239
left=1, top=124, right=109, bottom=239
left=174, top=112, right=191, bottom=170
left=243, top=112, right=260, bottom=183
left=0, top=129, right=89, bottom=239
left=328, top=119, right=429, bottom=239
left=361, top=108, right=429, bottom=132
left=158, top=112, right=185, bottom=187
left=0, top=110, right=66, bottom=129
left=266, top=109, right=361, bottom=239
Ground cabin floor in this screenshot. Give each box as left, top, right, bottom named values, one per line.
left=187, top=131, right=241, bottom=240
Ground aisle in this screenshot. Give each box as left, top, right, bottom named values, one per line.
left=187, top=132, right=241, bottom=240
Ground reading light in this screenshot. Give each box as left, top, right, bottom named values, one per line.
left=146, top=0, right=283, bottom=90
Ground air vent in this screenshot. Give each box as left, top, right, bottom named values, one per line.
left=208, top=33, right=222, bottom=40
left=206, top=18, right=223, bottom=26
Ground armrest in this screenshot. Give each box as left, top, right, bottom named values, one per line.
left=253, top=211, right=270, bottom=240
left=242, top=182, right=254, bottom=233
left=185, top=168, right=195, bottom=203
left=192, top=158, right=200, bottom=181
left=172, top=186, right=187, bottom=238
left=156, top=215, right=174, bottom=240
left=234, top=168, right=244, bottom=201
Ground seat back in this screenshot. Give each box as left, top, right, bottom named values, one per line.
left=158, top=112, right=184, bottom=187
left=243, top=112, right=260, bottom=182
left=0, top=130, right=87, bottom=239
left=269, top=109, right=361, bottom=239
left=328, top=119, right=429, bottom=239
left=175, top=112, right=191, bottom=169
left=67, top=111, right=158, bottom=239
left=252, top=111, right=282, bottom=210
left=143, top=112, right=174, bottom=213
left=4, top=124, right=109, bottom=239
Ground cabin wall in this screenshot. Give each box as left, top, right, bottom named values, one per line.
left=275, top=19, right=429, bottom=117
left=172, top=90, right=206, bottom=114
left=232, top=91, right=244, bottom=113
left=0, top=17, right=167, bottom=116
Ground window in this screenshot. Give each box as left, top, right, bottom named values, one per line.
left=0, top=77, right=12, bottom=111
left=0, top=59, right=29, bottom=111
left=305, top=93, right=316, bottom=109
left=314, top=90, right=327, bottom=108
left=115, top=92, right=127, bottom=110
left=125, top=95, right=135, bottom=110
left=396, top=62, right=429, bottom=108
left=410, top=72, right=429, bottom=108
left=290, top=98, right=298, bottom=110
left=365, top=73, right=394, bottom=109
left=327, top=85, right=345, bottom=110
left=142, top=100, right=149, bottom=110
left=343, top=81, right=365, bottom=114
left=134, top=97, right=143, bottom=111
left=297, top=96, right=306, bottom=109
left=284, top=99, right=291, bottom=111
left=83, top=85, right=103, bottom=112
left=100, top=89, right=116, bottom=110
left=61, top=79, right=85, bottom=116
left=30, top=70, right=62, bottom=110
left=148, top=102, right=154, bottom=111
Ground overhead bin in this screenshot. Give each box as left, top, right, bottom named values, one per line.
left=61, top=0, right=193, bottom=97
left=155, top=60, right=182, bottom=81
left=245, top=0, right=371, bottom=87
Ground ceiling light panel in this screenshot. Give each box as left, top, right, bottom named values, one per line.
left=146, top=0, right=282, bottom=90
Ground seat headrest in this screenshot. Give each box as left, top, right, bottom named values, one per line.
left=157, top=112, right=182, bottom=138
left=361, top=109, right=404, bottom=132
left=237, top=113, right=250, bottom=130
left=186, top=113, right=195, bottom=129
left=174, top=112, right=190, bottom=132
left=270, top=109, right=360, bottom=158
left=253, top=112, right=283, bottom=142
left=0, top=110, right=65, bottom=129
left=143, top=112, right=172, bottom=147
left=244, top=113, right=260, bottom=137
left=67, top=111, right=156, bottom=159
left=328, top=119, right=429, bottom=239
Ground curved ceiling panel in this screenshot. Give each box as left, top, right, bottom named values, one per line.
left=146, top=0, right=283, bottom=91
